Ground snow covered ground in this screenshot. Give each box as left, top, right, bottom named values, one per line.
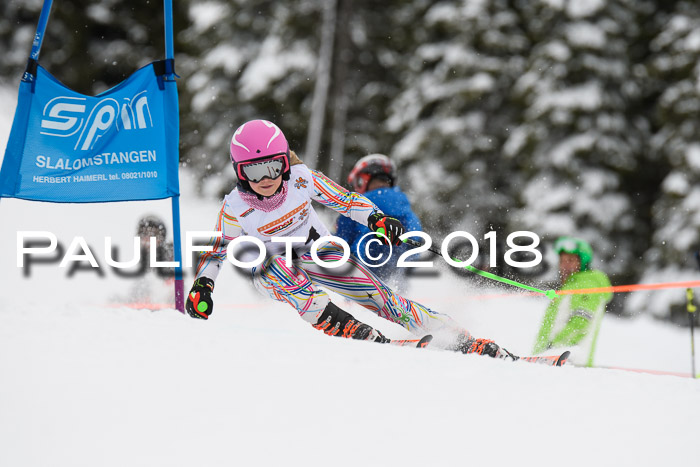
left=1, top=86, right=699, bottom=467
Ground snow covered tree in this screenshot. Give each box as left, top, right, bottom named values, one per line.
left=0, top=2, right=40, bottom=80
left=312, top=0, right=408, bottom=181
left=176, top=1, right=319, bottom=196
left=384, top=0, right=529, bottom=237
left=0, top=1, right=186, bottom=94
left=632, top=0, right=700, bottom=320
left=505, top=0, right=656, bottom=287
left=177, top=0, right=416, bottom=195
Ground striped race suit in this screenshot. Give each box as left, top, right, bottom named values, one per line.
left=195, top=164, right=466, bottom=345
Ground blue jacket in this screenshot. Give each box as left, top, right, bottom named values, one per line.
left=335, top=186, right=422, bottom=282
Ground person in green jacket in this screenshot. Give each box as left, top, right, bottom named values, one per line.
left=533, top=236, right=613, bottom=367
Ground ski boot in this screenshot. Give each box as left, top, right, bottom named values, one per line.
left=313, top=302, right=390, bottom=343
left=455, top=333, right=518, bottom=361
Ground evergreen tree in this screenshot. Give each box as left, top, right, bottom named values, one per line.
left=506, top=0, right=656, bottom=285
left=0, top=2, right=41, bottom=81
left=635, top=0, right=700, bottom=319
left=176, top=1, right=321, bottom=195
left=383, top=0, right=528, bottom=237
left=0, top=1, right=186, bottom=94
left=176, top=0, right=414, bottom=195
left=314, top=0, right=410, bottom=181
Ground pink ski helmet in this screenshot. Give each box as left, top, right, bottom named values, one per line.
left=230, top=120, right=291, bottom=186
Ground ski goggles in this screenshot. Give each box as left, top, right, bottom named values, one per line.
left=237, top=154, right=288, bottom=183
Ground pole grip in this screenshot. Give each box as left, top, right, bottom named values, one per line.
left=688, top=288, right=697, bottom=314
left=687, top=288, right=697, bottom=378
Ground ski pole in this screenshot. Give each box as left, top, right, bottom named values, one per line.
left=687, top=288, right=696, bottom=379
left=398, top=236, right=557, bottom=300
left=691, top=249, right=700, bottom=378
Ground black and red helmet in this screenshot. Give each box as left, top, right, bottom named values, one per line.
left=347, top=154, right=396, bottom=193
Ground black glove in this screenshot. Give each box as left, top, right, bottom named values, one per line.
left=367, top=213, right=405, bottom=245
left=186, top=277, right=215, bottom=319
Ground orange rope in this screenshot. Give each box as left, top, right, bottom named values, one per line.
left=597, top=366, right=693, bottom=378
left=556, top=280, right=700, bottom=296
left=110, top=281, right=700, bottom=307
left=431, top=279, right=700, bottom=301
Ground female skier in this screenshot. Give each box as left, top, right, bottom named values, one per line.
left=185, top=119, right=510, bottom=358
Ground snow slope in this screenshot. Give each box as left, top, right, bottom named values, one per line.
left=1, top=86, right=699, bottom=467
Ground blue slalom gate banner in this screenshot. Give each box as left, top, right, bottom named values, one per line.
left=0, top=62, right=179, bottom=203
left=1, top=0, right=186, bottom=313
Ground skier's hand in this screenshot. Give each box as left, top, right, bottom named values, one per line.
left=186, top=277, right=215, bottom=319
left=367, top=213, right=405, bottom=245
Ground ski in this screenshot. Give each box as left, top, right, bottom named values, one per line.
left=386, top=336, right=567, bottom=365
left=389, top=335, right=433, bottom=348
left=517, top=350, right=570, bottom=367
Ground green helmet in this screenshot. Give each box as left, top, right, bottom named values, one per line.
left=553, top=236, right=593, bottom=271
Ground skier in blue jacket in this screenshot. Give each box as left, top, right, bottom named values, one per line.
left=335, top=154, right=422, bottom=290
